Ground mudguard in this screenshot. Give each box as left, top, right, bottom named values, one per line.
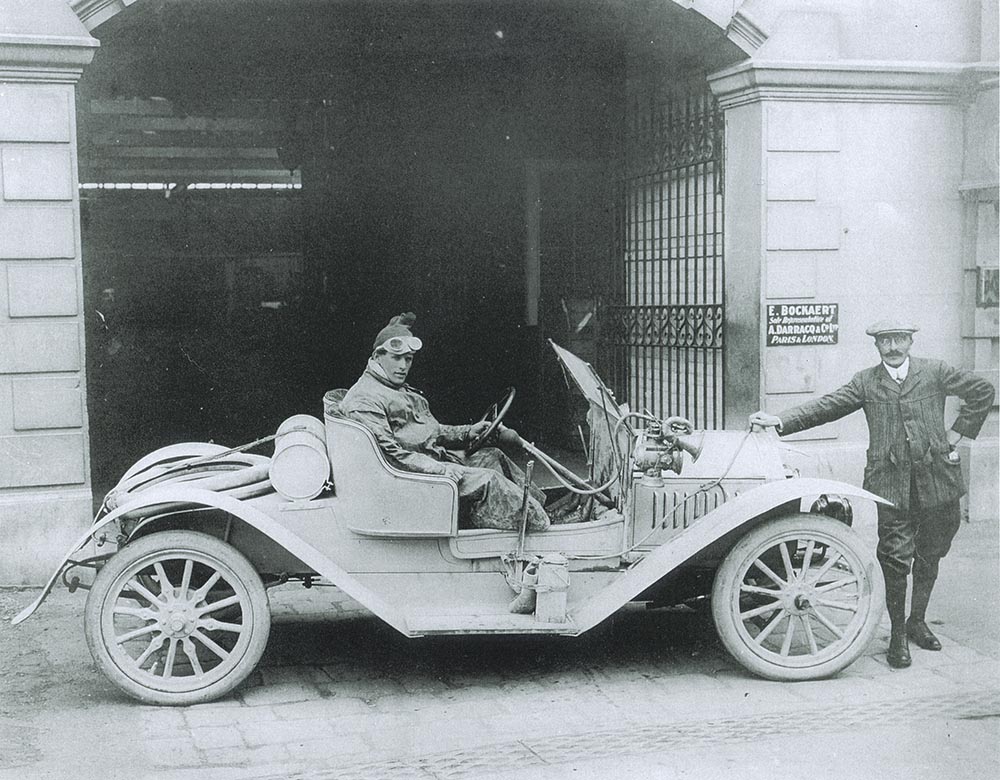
left=569, top=477, right=890, bottom=634
left=11, top=486, right=410, bottom=634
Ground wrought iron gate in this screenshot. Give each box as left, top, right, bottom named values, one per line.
left=601, top=84, right=725, bottom=429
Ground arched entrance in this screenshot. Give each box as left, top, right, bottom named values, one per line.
left=71, top=0, right=750, bottom=497
left=0, top=0, right=759, bottom=583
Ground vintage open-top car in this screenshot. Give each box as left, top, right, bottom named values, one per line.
left=14, top=343, right=887, bottom=705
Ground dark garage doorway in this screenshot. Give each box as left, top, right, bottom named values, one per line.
left=77, top=0, right=743, bottom=501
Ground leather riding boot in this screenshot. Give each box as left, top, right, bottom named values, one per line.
left=883, top=572, right=912, bottom=669
left=509, top=566, right=538, bottom=615
left=907, top=566, right=942, bottom=650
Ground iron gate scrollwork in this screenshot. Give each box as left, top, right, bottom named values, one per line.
left=600, top=84, right=725, bottom=429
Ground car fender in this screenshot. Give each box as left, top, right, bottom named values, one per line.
left=12, top=486, right=411, bottom=635
left=569, top=477, right=889, bottom=634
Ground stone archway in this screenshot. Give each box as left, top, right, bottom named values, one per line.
left=68, top=0, right=768, bottom=52
left=0, top=0, right=764, bottom=584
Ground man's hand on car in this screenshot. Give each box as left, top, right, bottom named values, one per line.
left=749, top=411, right=782, bottom=430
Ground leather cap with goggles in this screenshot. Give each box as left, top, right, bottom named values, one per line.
left=377, top=335, right=423, bottom=355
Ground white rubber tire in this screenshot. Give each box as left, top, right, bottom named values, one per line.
left=712, top=514, right=884, bottom=681
left=85, top=530, right=270, bottom=705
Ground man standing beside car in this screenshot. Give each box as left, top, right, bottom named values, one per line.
left=750, top=320, right=994, bottom=670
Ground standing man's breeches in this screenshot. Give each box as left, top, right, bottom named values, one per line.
left=876, top=500, right=962, bottom=580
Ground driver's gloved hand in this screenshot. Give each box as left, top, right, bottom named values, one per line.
left=497, top=424, right=522, bottom=448
left=468, top=421, right=492, bottom=440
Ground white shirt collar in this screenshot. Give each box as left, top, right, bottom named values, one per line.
left=883, top=357, right=910, bottom=382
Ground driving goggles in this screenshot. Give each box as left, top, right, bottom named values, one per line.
left=378, top=335, right=423, bottom=355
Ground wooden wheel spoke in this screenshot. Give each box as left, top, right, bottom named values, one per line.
left=113, top=605, right=157, bottom=620
left=801, top=615, right=819, bottom=655
left=181, top=638, right=204, bottom=675
left=753, top=610, right=788, bottom=645
left=153, top=562, right=173, bottom=592
left=200, top=619, right=243, bottom=634
left=741, top=599, right=783, bottom=620
left=815, top=575, right=858, bottom=593
left=800, top=541, right=816, bottom=579
left=191, top=629, right=230, bottom=660
left=740, top=584, right=781, bottom=597
left=162, top=639, right=179, bottom=678
left=132, top=633, right=166, bottom=667
left=179, top=559, right=194, bottom=595
left=116, top=622, right=161, bottom=645
left=191, top=571, right=223, bottom=602
left=751, top=558, right=787, bottom=588
left=779, top=614, right=797, bottom=656
left=815, top=596, right=858, bottom=613
left=805, top=551, right=843, bottom=586
left=125, top=578, right=165, bottom=606
left=198, top=594, right=241, bottom=616
left=810, top=606, right=844, bottom=638
left=779, top=542, right=796, bottom=582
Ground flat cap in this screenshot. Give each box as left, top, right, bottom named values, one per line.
left=865, top=320, right=919, bottom=337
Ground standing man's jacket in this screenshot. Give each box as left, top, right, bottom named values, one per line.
left=779, top=358, right=994, bottom=509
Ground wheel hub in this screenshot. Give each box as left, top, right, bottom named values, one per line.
left=784, top=586, right=817, bottom=615
left=161, top=608, right=196, bottom=638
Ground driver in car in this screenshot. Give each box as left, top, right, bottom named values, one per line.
left=339, top=313, right=550, bottom=532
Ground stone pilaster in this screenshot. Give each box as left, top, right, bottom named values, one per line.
left=0, top=0, right=98, bottom=583
left=709, top=59, right=996, bottom=521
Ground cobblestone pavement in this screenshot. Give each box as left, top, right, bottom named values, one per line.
left=1, top=518, right=997, bottom=780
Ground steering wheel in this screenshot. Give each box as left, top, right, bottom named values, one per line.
left=467, top=387, right=516, bottom=454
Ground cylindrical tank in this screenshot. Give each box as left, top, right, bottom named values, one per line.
left=269, top=414, right=330, bottom=501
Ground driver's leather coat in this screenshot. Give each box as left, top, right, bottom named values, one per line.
left=340, top=364, right=471, bottom=475
left=339, top=363, right=549, bottom=531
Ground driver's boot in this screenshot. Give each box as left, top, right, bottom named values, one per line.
left=509, top=565, right=538, bottom=614
left=884, top=572, right=911, bottom=669
left=907, top=560, right=942, bottom=651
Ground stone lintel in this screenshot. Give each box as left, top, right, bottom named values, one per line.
left=709, top=60, right=1000, bottom=108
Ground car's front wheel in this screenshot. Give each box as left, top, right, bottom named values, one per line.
left=85, top=530, right=270, bottom=705
left=712, top=514, right=884, bottom=681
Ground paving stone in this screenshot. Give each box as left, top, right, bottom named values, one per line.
left=198, top=744, right=290, bottom=768
left=711, top=670, right=815, bottom=708
left=146, top=736, right=203, bottom=769
left=240, top=717, right=336, bottom=747
left=270, top=697, right=372, bottom=721
left=927, top=642, right=992, bottom=666
left=781, top=674, right=898, bottom=705
left=875, top=668, right=973, bottom=698
left=931, top=659, right=1000, bottom=686
left=839, top=654, right=890, bottom=678
left=139, top=708, right=188, bottom=731
left=286, top=733, right=373, bottom=761
left=239, top=681, right=324, bottom=706
left=319, top=677, right=407, bottom=701
left=184, top=704, right=269, bottom=728
left=190, top=725, right=248, bottom=751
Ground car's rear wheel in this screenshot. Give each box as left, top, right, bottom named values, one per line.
left=85, top=530, right=270, bottom=705
left=712, top=514, right=884, bottom=681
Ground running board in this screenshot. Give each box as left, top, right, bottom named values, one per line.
left=406, top=612, right=578, bottom=636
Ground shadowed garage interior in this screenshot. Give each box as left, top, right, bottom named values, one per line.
left=76, top=0, right=743, bottom=502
